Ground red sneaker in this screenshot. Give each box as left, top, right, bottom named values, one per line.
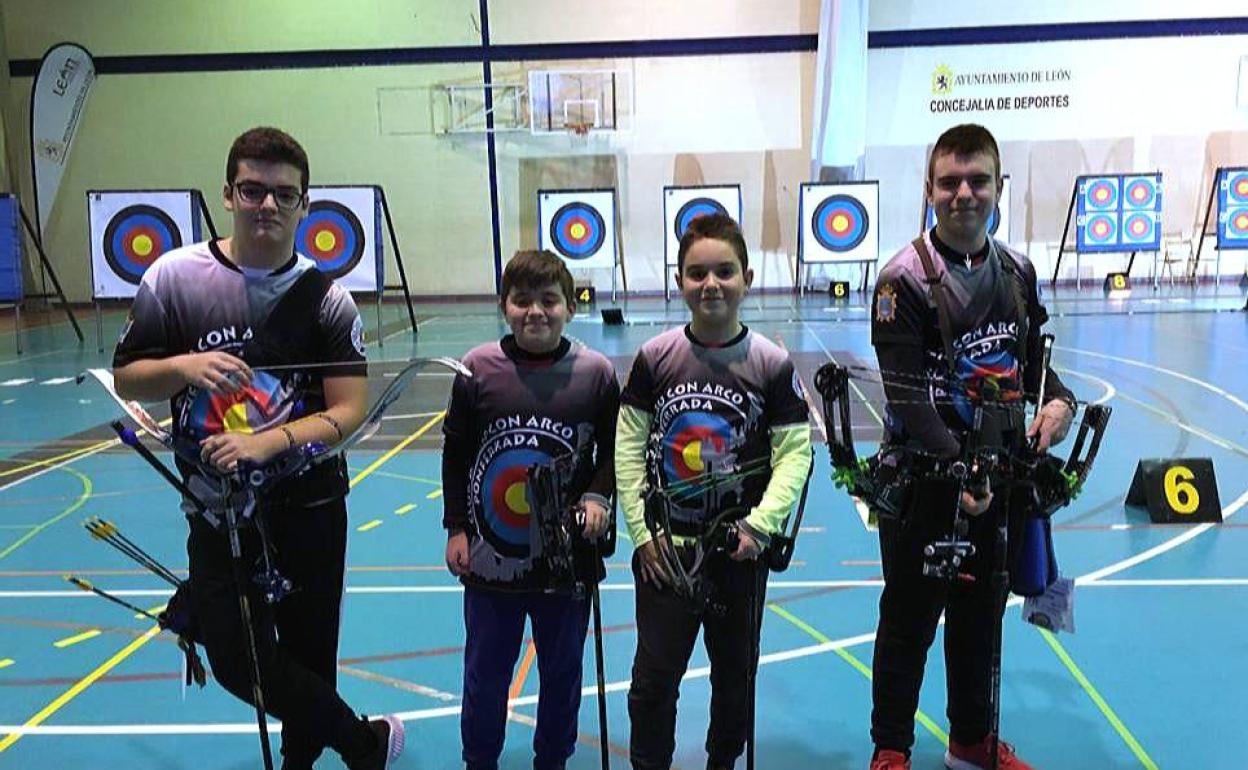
left=870, top=749, right=911, bottom=770
left=945, top=735, right=1035, bottom=770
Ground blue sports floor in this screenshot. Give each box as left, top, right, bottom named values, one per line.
left=1, top=285, right=1246, bottom=769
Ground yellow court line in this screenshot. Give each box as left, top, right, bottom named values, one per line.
left=0, top=467, right=94, bottom=562
left=394, top=503, right=416, bottom=515
left=0, top=416, right=173, bottom=480
left=53, top=629, right=102, bottom=649
left=767, top=603, right=950, bottom=746
left=349, top=411, right=446, bottom=488
left=426, top=488, right=443, bottom=500
left=1038, top=629, right=1159, bottom=770
left=0, top=658, right=13, bottom=670
left=0, top=438, right=114, bottom=480
left=357, top=519, right=383, bottom=532
left=136, top=603, right=167, bottom=619
left=0, top=624, right=162, bottom=753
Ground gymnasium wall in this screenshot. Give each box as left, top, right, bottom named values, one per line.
left=1, top=0, right=1245, bottom=302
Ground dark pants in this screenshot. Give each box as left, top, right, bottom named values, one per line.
left=461, top=586, right=592, bottom=770
left=188, top=497, right=373, bottom=770
left=628, top=549, right=767, bottom=770
left=870, top=480, right=1013, bottom=753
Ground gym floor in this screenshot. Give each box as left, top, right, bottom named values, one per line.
left=1, top=284, right=1245, bottom=769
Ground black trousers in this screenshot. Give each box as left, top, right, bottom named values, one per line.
left=187, top=496, right=372, bottom=770
left=628, top=548, right=767, bottom=770
left=870, top=480, right=1015, bottom=753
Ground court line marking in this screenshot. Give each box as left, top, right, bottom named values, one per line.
left=509, top=642, right=537, bottom=702
left=356, top=520, right=383, bottom=533
left=3, top=350, right=1245, bottom=738
left=0, top=625, right=162, bottom=751
left=1038, top=629, right=1159, bottom=769
left=52, top=630, right=101, bottom=649
left=0, top=466, right=93, bottom=562
left=348, top=411, right=445, bottom=488
left=768, top=603, right=949, bottom=746
left=9, top=577, right=1248, bottom=601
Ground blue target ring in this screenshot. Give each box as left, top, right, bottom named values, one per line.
left=662, top=412, right=734, bottom=488
left=549, top=202, right=605, bottom=259
left=987, top=203, right=1002, bottom=235
left=812, top=195, right=868, bottom=252
left=1226, top=172, right=1248, bottom=205
left=1226, top=208, right=1248, bottom=239
left=1122, top=212, right=1155, bottom=243
left=674, top=197, right=730, bottom=240
left=480, top=447, right=547, bottom=558
left=297, top=200, right=364, bottom=279
left=1084, top=179, right=1118, bottom=211
left=1123, top=177, right=1158, bottom=210
left=1084, top=214, right=1117, bottom=245
left=103, top=205, right=182, bottom=285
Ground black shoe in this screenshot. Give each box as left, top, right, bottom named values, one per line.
left=348, top=715, right=405, bottom=770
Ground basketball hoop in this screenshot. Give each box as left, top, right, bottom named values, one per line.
left=566, top=122, right=593, bottom=149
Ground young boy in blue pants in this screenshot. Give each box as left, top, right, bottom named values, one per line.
left=442, top=250, right=620, bottom=770
left=617, top=214, right=813, bottom=770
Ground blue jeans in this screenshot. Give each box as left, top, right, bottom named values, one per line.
left=462, top=586, right=591, bottom=770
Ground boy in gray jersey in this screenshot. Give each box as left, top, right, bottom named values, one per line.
left=441, top=250, right=619, bottom=770
left=617, top=215, right=812, bottom=770
left=113, top=127, right=402, bottom=770
left=866, top=125, right=1075, bottom=770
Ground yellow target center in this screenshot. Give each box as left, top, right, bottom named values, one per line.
left=504, top=482, right=530, bottom=515
left=132, top=235, right=154, bottom=257
left=222, top=403, right=254, bottom=434
left=314, top=230, right=337, bottom=252
left=569, top=222, right=587, bottom=239
left=831, top=214, right=850, bottom=233
left=1235, top=213, right=1248, bottom=229
left=681, top=441, right=704, bottom=472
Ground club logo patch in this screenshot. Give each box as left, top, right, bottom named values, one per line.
left=875, top=283, right=897, bottom=323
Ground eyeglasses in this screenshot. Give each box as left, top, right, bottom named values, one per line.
left=232, top=182, right=305, bottom=211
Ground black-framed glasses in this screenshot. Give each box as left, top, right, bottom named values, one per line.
left=232, top=182, right=305, bottom=211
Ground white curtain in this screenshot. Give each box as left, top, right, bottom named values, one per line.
left=811, top=0, right=869, bottom=181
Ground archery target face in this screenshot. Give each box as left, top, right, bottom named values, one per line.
left=1083, top=178, right=1119, bottom=211
left=1122, top=176, right=1159, bottom=210
left=480, top=447, right=547, bottom=558
left=537, top=189, right=618, bottom=270
left=89, top=190, right=200, bottom=299
left=295, top=187, right=382, bottom=292
left=1083, top=213, right=1118, bottom=247
left=922, top=175, right=1011, bottom=244
left=1076, top=173, right=1162, bottom=253
left=662, top=411, right=734, bottom=489
left=300, top=201, right=363, bottom=278
left=800, top=182, right=879, bottom=264
left=1217, top=168, right=1248, bottom=250
left=664, top=185, right=742, bottom=266
left=1120, top=211, right=1159, bottom=246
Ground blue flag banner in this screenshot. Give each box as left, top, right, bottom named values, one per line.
left=0, top=195, right=22, bottom=302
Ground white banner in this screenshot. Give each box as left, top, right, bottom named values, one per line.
left=537, top=189, right=618, bottom=271
left=31, top=43, right=95, bottom=238
left=662, top=185, right=743, bottom=267
left=867, top=34, right=1248, bottom=145
left=88, top=190, right=200, bottom=300
left=295, top=186, right=383, bottom=293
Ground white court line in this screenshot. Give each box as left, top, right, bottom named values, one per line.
left=10, top=577, right=1248, bottom=601
left=2, top=348, right=1246, bottom=736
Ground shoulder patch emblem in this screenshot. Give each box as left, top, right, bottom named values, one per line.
left=875, top=283, right=897, bottom=323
